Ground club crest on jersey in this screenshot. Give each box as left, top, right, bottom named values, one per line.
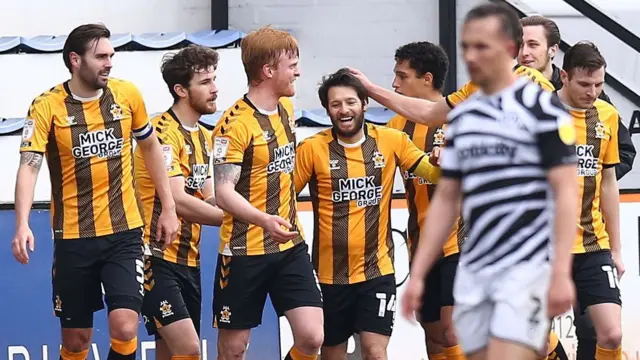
left=595, top=121, right=606, bottom=139
left=433, top=128, right=445, bottom=145
left=329, top=159, right=340, bottom=170
left=109, top=103, right=124, bottom=121
left=372, top=151, right=385, bottom=169
left=289, top=116, right=297, bottom=133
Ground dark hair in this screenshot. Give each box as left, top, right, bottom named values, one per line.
left=520, top=15, right=561, bottom=47
left=562, top=41, right=607, bottom=77
left=465, top=3, right=523, bottom=57
left=318, top=68, right=368, bottom=110
left=161, top=45, right=220, bottom=102
left=394, top=41, right=449, bottom=91
left=63, top=23, right=111, bottom=72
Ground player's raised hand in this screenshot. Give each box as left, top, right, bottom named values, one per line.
left=346, top=67, right=373, bottom=90
left=401, top=276, right=425, bottom=322
left=12, top=225, right=35, bottom=264
left=156, top=207, right=179, bottom=250
left=547, top=271, right=576, bottom=318
left=262, top=214, right=299, bottom=244
left=429, top=147, right=441, bottom=166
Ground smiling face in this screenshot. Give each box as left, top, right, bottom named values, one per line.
left=518, top=25, right=554, bottom=72
left=72, top=37, right=114, bottom=90
left=269, top=52, right=300, bottom=97
left=326, top=85, right=367, bottom=140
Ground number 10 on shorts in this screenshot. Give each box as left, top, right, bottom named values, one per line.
left=377, top=293, right=396, bottom=317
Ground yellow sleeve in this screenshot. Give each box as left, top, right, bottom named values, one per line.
left=538, top=77, right=555, bottom=92
left=19, top=98, right=52, bottom=153
left=386, top=115, right=404, bottom=130
left=604, top=114, right=620, bottom=166
left=212, top=118, right=250, bottom=165
left=294, top=138, right=315, bottom=194
left=158, top=126, right=184, bottom=178
left=394, top=129, right=441, bottom=184
left=445, top=81, right=478, bottom=108
left=121, top=80, right=152, bottom=139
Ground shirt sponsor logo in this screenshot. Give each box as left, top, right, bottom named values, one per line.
left=332, top=176, right=382, bottom=208
left=576, top=144, right=598, bottom=177
left=267, top=142, right=295, bottom=174
left=72, top=128, right=123, bottom=159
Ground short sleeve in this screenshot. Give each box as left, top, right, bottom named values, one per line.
left=20, top=99, right=53, bottom=153
left=158, top=128, right=184, bottom=178
left=294, top=139, right=315, bottom=194
left=123, top=81, right=153, bottom=140
left=603, top=114, right=620, bottom=167
left=439, top=120, right=461, bottom=179
left=386, top=115, right=404, bottom=130
left=535, top=92, right=577, bottom=169
left=394, top=129, right=427, bottom=172
left=446, top=81, right=477, bottom=109
left=212, top=120, right=250, bottom=165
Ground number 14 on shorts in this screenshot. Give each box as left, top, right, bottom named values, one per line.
left=377, top=293, right=396, bottom=317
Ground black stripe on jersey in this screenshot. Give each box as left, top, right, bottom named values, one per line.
left=465, top=175, right=547, bottom=199
left=229, top=139, right=254, bottom=256
left=48, top=126, right=64, bottom=238
left=65, top=98, right=96, bottom=238
left=99, top=88, right=128, bottom=233
left=197, top=129, right=210, bottom=178
left=465, top=207, right=544, bottom=266
left=329, top=140, right=350, bottom=285
left=149, top=191, right=163, bottom=243
left=176, top=127, right=198, bottom=264
left=255, top=111, right=281, bottom=254
left=310, top=173, right=321, bottom=272
left=454, top=131, right=537, bottom=146
left=279, top=104, right=302, bottom=245
left=481, top=219, right=548, bottom=268
left=426, top=126, right=438, bottom=201
left=582, top=107, right=601, bottom=252
left=362, top=137, right=383, bottom=281
left=402, top=120, right=420, bottom=256
left=450, top=109, right=497, bottom=123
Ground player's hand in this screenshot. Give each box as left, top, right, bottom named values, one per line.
left=346, top=67, right=373, bottom=90
left=429, top=147, right=441, bottom=167
left=261, top=214, right=299, bottom=244
left=612, top=250, right=625, bottom=279
left=401, top=277, right=425, bottom=322
left=547, top=271, right=576, bottom=318
left=12, top=225, right=35, bottom=264
left=156, top=207, right=179, bottom=250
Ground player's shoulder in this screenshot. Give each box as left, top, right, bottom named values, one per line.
left=298, top=128, right=331, bottom=149
left=212, top=98, right=255, bottom=135
left=372, top=123, right=404, bottom=138
left=386, top=114, right=406, bottom=129
left=593, top=98, right=620, bottom=123
left=151, top=111, right=183, bottom=142
left=107, top=77, right=142, bottom=96
left=29, top=83, right=66, bottom=112
left=514, top=65, right=555, bottom=92
left=278, top=96, right=295, bottom=116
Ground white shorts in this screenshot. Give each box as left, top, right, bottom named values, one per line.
left=452, top=261, right=551, bottom=354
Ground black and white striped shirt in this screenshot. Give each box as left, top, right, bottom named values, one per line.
left=441, top=78, right=576, bottom=273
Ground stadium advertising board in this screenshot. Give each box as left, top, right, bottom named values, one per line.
left=3, top=199, right=640, bottom=359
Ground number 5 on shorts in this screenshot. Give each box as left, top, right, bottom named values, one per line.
left=601, top=265, right=620, bottom=289
left=376, top=293, right=396, bottom=317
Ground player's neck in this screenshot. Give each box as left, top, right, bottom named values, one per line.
left=336, top=129, right=365, bottom=146
left=542, top=63, right=554, bottom=81
left=420, top=89, right=444, bottom=102
left=246, top=84, right=281, bottom=113
left=557, top=88, right=584, bottom=110
left=67, top=77, right=102, bottom=99
left=170, top=101, right=201, bottom=129
left=481, top=66, right=518, bottom=95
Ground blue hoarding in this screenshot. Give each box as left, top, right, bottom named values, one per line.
left=1, top=210, right=281, bottom=360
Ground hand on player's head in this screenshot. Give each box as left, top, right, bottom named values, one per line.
left=346, top=67, right=372, bottom=90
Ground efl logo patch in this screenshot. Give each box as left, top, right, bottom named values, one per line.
left=214, top=137, right=230, bottom=161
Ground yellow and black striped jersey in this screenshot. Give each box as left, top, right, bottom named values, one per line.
left=19, top=79, right=152, bottom=239
left=212, top=96, right=304, bottom=256
left=134, top=109, right=212, bottom=267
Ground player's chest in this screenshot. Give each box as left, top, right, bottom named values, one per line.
left=52, top=101, right=132, bottom=159
left=573, top=118, right=612, bottom=176
left=178, top=137, right=211, bottom=191
left=315, top=143, right=394, bottom=185
left=250, top=126, right=296, bottom=174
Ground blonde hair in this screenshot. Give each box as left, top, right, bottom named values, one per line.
left=241, top=26, right=299, bottom=84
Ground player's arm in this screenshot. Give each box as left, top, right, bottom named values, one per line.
left=348, top=67, right=450, bottom=126
left=294, top=140, right=314, bottom=194
left=601, top=116, right=622, bottom=274
left=127, top=81, right=178, bottom=246
left=170, top=177, right=223, bottom=226
left=394, top=130, right=441, bottom=184
left=213, top=124, right=297, bottom=242
left=13, top=101, right=52, bottom=263
left=615, top=118, right=635, bottom=180
left=536, top=93, right=579, bottom=277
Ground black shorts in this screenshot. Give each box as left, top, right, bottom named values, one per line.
left=320, top=274, right=396, bottom=347
left=420, top=253, right=459, bottom=323
left=212, top=242, right=322, bottom=330
left=52, top=227, right=145, bottom=328
left=141, top=256, right=202, bottom=338
left=572, top=250, right=622, bottom=315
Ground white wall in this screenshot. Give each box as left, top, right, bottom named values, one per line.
left=228, top=0, right=443, bottom=110
left=0, top=0, right=211, bottom=36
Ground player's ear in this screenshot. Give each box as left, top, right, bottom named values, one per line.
left=549, top=44, right=559, bottom=59
left=423, top=72, right=433, bottom=87
left=263, top=63, right=274, bottom=80
left=69, top=52, right=81, bottom=70
left=560, top=69, right=569, bottom=85
left=362, top=98, right=368, bottom=112
left=173, top=84, right=188, bottom=99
